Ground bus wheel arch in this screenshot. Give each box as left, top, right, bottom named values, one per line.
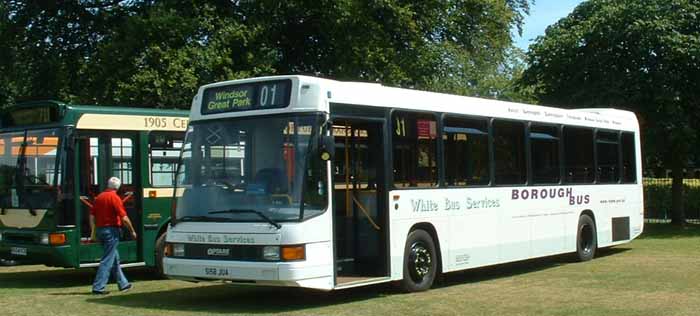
left=576, top=210, right=597, bottom=262
left=580, top=209, right=597, bottom=228
left=400, top=223, right=442, bottom=292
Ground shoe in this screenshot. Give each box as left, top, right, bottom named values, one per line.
left=92, top=290, right=110, bottom=295
left=119, top=283, right=133, bottom=292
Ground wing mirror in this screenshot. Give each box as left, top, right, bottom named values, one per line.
left=320, top=135, right=335, bottom=161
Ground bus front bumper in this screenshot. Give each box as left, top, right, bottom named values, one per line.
left=163, top=257, right=334, bottom=290
left=0, top=241, right=75, bottom=267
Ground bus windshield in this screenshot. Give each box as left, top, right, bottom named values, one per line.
left=174, top=114, right=328, bottom=224
left=0, top=128, right=64, bottom=210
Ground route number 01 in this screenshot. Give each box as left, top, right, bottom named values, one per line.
left=259, top=84, right=277, bottom=107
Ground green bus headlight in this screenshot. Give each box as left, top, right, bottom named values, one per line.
left=39, top=233, right=50, bottom=245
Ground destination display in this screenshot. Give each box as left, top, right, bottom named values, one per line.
left=2, top=105, right=61, bottom=127
left=201, top=80, right=292, bottom=114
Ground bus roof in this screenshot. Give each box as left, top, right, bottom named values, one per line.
left=192, top=75, right=639, bottom=131
left=1, top=100, right=189, bottom=131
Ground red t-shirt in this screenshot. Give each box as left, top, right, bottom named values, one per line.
left=90, top=189, right=127, bottom=227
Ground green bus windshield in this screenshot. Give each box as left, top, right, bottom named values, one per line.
left=0, top=128, right=64, bottom=210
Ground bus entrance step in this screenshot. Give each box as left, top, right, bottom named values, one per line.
left=79, top=262, right=146, bottom=269
left=336, top=258, right=355, bottom=273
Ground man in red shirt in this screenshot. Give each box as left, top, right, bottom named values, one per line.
left=90, top=177, right=138, bottom=295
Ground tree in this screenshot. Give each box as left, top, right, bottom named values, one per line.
left=1, top=1, right=532, bottom=108
left=521, top=0, right=700, bottom=225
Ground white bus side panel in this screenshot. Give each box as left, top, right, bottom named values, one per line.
left=388, top=184, right=642, bottom=281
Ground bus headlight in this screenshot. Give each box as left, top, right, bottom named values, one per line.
left=262, top=246, right=280, bottom=261
left=39, top=233, right=50, bottom=245
left=173, top=243, right=185, bottom=257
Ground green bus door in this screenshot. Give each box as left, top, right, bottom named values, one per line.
left=76, top=133, right=141, bottom=265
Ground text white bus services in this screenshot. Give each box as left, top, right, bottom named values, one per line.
left=164, top=75, right=643, bottom=291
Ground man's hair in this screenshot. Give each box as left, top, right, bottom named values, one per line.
left=107, top=177, right=121, bottom=190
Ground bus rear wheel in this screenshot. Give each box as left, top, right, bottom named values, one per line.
left=576, top=214, right=597, bottom=262
left=400, top=229, right=437, bottom=292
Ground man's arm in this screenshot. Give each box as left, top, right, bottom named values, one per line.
left=113, top=193, right=137, bottom=240
left=122, top=215, right=138, bottom=240
left=89, top=214, right=96, bottom=241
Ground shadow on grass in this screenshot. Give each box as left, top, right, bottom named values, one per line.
left=87, top=251, right=634, bottom=314
left=437, top=247, right=630, bottom=289
left=87, top=283, right=397, bottom=314
left=639, top=223, right=700, bottom=239
left=0, top=267, right=160, bottom=289
left=596, top=247, right=631, bottom=258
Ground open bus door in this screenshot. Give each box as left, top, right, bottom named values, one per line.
left=331, top=118, right=389, bottom=286
left=75, top=132, right=141, bottom=266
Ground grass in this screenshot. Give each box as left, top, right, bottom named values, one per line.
left=2, top=223, right=700, bottom=316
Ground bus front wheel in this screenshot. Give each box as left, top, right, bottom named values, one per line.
left=155, top=233, right=167, bottom=278
left=400, top=229, right=437, bottom=292
left=576, top=214, right=597, bottom=262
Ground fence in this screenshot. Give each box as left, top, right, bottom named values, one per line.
left=644, top=178, right=700, bottom=224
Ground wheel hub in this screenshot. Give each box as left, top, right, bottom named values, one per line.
left=409, top=242, right=432, bottom=281
left=580, top=224, right=593, bottom=253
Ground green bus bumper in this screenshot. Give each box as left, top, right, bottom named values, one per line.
left=0, top=230, right=78, bottom=268
left=0, top=242, right=76, bottom=267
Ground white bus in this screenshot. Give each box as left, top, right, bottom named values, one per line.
left=164, top=75, right=643, bottom=292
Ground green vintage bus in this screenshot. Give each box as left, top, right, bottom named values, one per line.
left=0, top=101, right=188, bottom=274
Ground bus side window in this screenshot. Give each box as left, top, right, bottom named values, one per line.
left=596, top=131, right=620, bottom=183
left=111, top=137, right=134, bottom=185
left=443, top=116, right=490, bottom=186
left=563, top=127, right=594, bottom=183
left=621, top=132, right=636, bottom=183
left=149, top=132, right=184, bottom=187
left=493, top=120, right=526, bottom=185
left=391, top=111, right=438, bottom=188
left=530, top=124, right=561, bottom=184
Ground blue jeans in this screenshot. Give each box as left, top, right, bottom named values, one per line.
left=92, top=227, right=129, bottom=292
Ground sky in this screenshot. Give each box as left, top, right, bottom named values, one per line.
left=514, top=0, right=585, bottom=50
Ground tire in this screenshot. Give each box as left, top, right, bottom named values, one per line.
left=400, top=229, right=438, bottom=292
left=154, top=233, right=167, bottom=278
left=576, top=214, right=597, bottom=262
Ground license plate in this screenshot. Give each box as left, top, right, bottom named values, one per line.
left=204, top=267, right=229, bottom=277
left=10, top=247, right=27, bottom=256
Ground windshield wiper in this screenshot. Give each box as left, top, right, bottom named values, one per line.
left=177, top=215, right=234, bottom=222
left=208, top=209, right=282, bottom=229
left=14, top=131, right=36, bottom=216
